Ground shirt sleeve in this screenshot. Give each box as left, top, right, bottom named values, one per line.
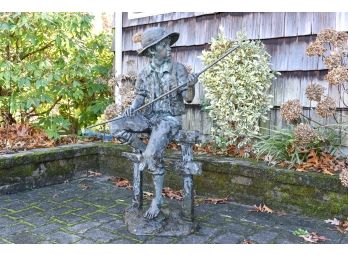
left=134, top=71, right=148, bottom=97
left=175, top=63, right=190, bottom=93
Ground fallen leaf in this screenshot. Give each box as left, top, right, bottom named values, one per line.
left=162, top=187, right=183, bottom=201
left=335, top=220, right=348, bottom=234
left=108, top=177, right=133, bottom=189
left=249, top=203, right=273, bottom=213
left=299, top=232, right=329, bottom=243
left=326, top=218, right=348, bottom=234
left=325, top=218, right=341, bottom=226
left=88, top=170, right=102, bottom=177
left=79, top=183, right=90, bottom=190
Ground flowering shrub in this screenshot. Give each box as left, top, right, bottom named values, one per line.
left=199, top=28, right=279, bottom=148
left=254, top=28, right=348, bottom=186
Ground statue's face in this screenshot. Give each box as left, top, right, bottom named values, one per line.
left=152, top=37, right=171, bottom=61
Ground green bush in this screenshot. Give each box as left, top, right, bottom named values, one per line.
left=0, top=13, right=113, bottom=138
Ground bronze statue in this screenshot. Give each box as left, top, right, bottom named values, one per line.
left=110, top=27, right=198, bottom=220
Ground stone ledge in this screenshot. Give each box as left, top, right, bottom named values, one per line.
left=1, top=142, right=347, bottom=218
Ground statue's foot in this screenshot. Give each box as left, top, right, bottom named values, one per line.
left=144, top=199, right=161, bottom=220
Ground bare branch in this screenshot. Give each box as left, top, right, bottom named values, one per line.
left=28, top=96, right=63, bottom=117
left=19, top=40, right=54, bottom=60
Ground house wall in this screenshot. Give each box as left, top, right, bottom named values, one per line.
left=113, top=12, right=348, bottom=145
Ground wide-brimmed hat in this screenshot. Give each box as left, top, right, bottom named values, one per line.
left=136, top=27, right=179, bottom=56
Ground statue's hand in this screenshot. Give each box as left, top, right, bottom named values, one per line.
left=122, top=106, right=135, bottom=117
left=187, top=73, right=198, bottom=87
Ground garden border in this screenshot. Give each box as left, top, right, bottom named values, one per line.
left=0, top=143, right=347, bottom=218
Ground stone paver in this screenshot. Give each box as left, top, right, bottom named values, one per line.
left=0, top=176, right=347, bottom=244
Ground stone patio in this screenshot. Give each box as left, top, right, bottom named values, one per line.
left=0, top=176, right=346, bottom=244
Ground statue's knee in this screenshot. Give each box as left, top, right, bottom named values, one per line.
left=143, top=152, right=161, bottom=172
left=158, top=121, right=171, bottom=133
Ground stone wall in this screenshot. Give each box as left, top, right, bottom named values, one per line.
left=0, top=144, right=99, bottom=194
left=1, top=143, right=347, bottom=218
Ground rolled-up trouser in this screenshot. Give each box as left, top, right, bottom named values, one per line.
left=109, top=113, right=182, bottom=174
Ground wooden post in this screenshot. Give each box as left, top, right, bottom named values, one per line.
left=122, top=151, right=144, bottom=210
left=132, top=162, right=143, bottom=209
left=181, top=143, right=194, bottom=221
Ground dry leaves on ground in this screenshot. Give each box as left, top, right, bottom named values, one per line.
left=54, top=135, right=79, bottom=146
left=108, top=177, right=133, bottom=189
left=0, top=124, right=54, bottom=151
left=299, top=232, right=329, bottom=243
left=192, top=143, right=253, bottom=158
left=249, top=203, right=287, bottom=216
left=295, top=149, right=343, bottom=175
left=249, top=203, right=274, bottom=213
left=162, top=187, right=183, bottom=201
left=87, top=170, right=102, bottom=177
left=325, top=218, right=348, bottom=233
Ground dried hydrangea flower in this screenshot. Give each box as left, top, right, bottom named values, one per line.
left=294, top=123, right=318, bottom=145
left=323, top=51, right=342, bottom=69
left=132, top=32, right=143, bottom=43
left=316, top=28, right=338, bottom=44
left=334, top=31, right=348, bottom=48
left=306, top=41, right=326, bottom=56
left=104, top=103, right=122, bottom=120
left=184, top=64, right=193, bottom=74
left=316, top=96, right=336, bottom=118
left=305, top=83, right=325, bottom=102
left=280, top=99, right=302, bottom=122
left=325, top=65, right=348, bottom=86
left=339, top=168, right=348, bottom=188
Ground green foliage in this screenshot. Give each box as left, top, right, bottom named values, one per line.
left=200, top=27, right=279, bottom=148
left=253, top=129, right=296, bottom=163
left=0, top=13, right=113, bottom=138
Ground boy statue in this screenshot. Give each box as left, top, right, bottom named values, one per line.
left=110, top=27, right=198, bottom=219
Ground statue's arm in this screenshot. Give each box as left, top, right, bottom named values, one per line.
left=130, top=95, right=145, bottom=110
left=123, top=73, right=147, bottom=117
left=177, top=63, right=197, bottom=103
left=182, top=79, right=195, bottom=103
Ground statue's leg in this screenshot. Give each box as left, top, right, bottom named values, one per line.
left=109, top=114, right=150, bottom=153
left=143, top=120, right=174, bottom=219
left=144, top=171, right=164, bottom=220
left=109, top=114, right=150, bottom=210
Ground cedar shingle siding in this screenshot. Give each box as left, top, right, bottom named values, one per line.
left=114, top=12, right=348, bottom=145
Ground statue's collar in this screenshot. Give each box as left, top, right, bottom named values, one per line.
left=146, top=60, right=173, bottom=77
